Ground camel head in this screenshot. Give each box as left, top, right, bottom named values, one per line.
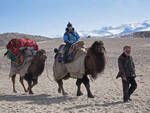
left=90, top=41, right=106, bottom=55
left=35, top=49, right=47, bottom=62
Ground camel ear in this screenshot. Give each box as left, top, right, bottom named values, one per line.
left=54, top=48, right=58, bottom=53
left=4, top=51, right=8, bottom=56
left=36, top=51, right=41, bottom=56
left=92, top=41, right=98, bottom=46
left=36, top=50, right=45, bottom=56
left=95, top=41, right=99, bottom=43
left=99, top=40, right=104, bottom=45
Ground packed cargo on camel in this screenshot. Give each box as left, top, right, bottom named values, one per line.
left=5, top=38, right=38, bottom=64
left=4, top=38, right=47, bottom=94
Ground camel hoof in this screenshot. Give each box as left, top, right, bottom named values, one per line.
left=58, top=88, right=61, bottom=93
left=77, top=91, right=83, bottom=96
left=63, top=92, right=68, bottom=96
left=88, top=94, right=94, bottom=98
left=24, top=89, right=28, bottom=92
left=13, top=90, right=17, bottom=93
left=29, top=91, right=34, bottom=94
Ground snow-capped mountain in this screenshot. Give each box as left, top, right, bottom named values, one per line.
left=79, top=19, right=150, bottom=37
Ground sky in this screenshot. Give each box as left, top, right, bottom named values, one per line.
left=0, top=0, right=150, bottom=37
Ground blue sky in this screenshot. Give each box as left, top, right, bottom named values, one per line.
left=0, top=0, right=150, bottom=37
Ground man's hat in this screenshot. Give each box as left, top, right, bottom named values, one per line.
left=67, top=22, right=72, bottom=28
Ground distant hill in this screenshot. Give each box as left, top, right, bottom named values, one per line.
left=121, top=31, right=150, bottom=38
left=0, top=32, right=51, bottom=47
left=79, top=19, right=150, bottom=37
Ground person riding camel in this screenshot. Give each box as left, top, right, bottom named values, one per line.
left=63, top=22, right=80, bottom=63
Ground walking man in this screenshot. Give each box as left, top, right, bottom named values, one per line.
left=116, top=45, right=137, bottom=102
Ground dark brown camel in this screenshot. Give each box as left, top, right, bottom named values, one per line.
left=53, top=41, right=106, bottom=98
left=11, top=49, right=47, bottom=94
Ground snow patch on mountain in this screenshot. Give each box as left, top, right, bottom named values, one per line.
left=79, top=19, right=150, bottom=37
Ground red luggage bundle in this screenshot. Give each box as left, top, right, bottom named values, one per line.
left=22, top=38, right=38, bottom=51
left=6, top=38, right=38, bottom=56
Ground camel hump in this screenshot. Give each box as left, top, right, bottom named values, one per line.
left=75, top=41, right=85, bottom=48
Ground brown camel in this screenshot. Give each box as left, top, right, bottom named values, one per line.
left=53, top=41, right=106, bottom=98
left=10, top=49, right=47, bottom=94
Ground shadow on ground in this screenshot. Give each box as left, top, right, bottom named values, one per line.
left=64, top=100, right=123, bottom=111
left=0, top=94, right=77, bottom=105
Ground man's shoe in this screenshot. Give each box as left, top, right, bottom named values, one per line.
left=128, top=98, right=132, bottom=101
left=124, top=99, right=129, bottom=103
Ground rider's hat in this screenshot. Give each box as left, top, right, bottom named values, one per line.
left=67, top=22, right=72, bottom=28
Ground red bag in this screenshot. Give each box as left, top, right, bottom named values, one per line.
left=6, top=38, right=38, bottom=56
left=23, top=38, right=38, bottom=50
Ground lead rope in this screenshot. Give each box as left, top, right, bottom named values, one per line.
left=37, top=59, right=53, bottom=93
left=45, top=57, right=53, bottom=83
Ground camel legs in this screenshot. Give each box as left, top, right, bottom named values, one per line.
left=26, top=82, right=37, bottom=94
left=82, top=76, right=94, bottom=98
left=57, top=79, right=67, bottom=95
left=26, top=79, right=38, bottom=94
left=76, top=79, right=83, bottom=96
left=32, top=79, right=38, bottom=88
left=29, top=79, right=38, bottom=91
left=27, top=80, right=33, bottom=94
left=12, top=74, right=37, bottom=94
left=12, top=74, right=17, bottom=93
left=19, top=77, right=27, bottom=92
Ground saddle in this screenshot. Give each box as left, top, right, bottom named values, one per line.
left=56, top=41, right=85, bottom=63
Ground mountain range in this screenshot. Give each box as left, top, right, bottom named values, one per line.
left=79, top=19, right=150, bottom=37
